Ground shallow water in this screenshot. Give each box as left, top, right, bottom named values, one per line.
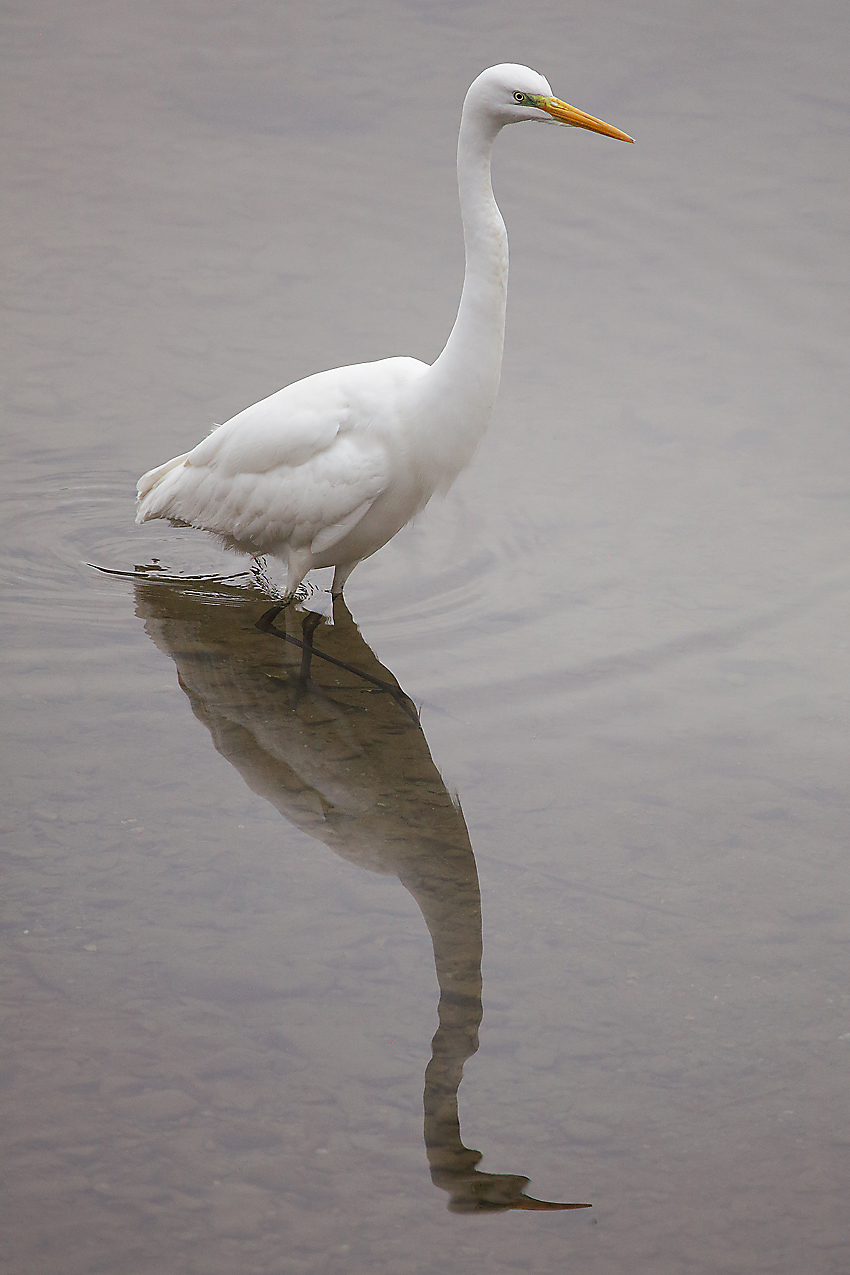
left=2, top=2, right=850, bottom=1272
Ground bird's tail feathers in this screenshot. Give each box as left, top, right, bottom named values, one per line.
left=136, top=452, right=191, bottom=523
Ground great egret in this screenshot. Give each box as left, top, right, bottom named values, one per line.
left=136, top=64, right=632, bottom=601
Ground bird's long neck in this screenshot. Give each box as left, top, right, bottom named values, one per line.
left=420, top=107, right=507, bottom=478
left=439, top=107, right=508, bottom=378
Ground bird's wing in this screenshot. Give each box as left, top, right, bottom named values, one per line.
left=203, top=430, right=390, bottom=553
left=137, top=358, right=428, bottom=555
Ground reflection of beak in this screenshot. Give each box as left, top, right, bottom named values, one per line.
left=511, top=1196, right=592, bottom=1211
left=535, top=95, right=634, bottom=143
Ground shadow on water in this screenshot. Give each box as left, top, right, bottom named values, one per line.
left=133, top=579, right=590, bottom=1214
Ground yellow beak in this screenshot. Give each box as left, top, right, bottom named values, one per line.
left=535, top=95, right=634, bottom=143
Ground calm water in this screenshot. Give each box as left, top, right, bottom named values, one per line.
left=3, top=2, right=850, bottom=1272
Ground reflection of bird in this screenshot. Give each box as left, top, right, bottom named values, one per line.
left=136, top=64, right=631, bottom=602
left=135, top=581, right=590, bottom=1212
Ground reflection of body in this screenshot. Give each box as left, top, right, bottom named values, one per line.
left=135, top=582, right=588, bottom=1212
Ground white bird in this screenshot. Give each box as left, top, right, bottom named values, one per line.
left=136, top=64, right=632, bottom=602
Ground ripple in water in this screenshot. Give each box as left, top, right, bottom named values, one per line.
left=0, top=461, right=532, bottom=670
left=0, top=467, right=263, bottom=627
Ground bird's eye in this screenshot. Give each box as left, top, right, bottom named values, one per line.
left=513, top=91, right=525, bottom=103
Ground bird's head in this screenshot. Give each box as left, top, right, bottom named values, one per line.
left=467, top=63, right=633, bottom=143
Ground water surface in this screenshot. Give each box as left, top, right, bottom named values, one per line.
left=2, top=2, right=849, bottom=1272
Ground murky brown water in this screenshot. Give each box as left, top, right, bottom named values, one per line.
left=3, top=2, right=850, bottom=1272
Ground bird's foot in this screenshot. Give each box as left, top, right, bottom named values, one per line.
left=255, top=596, right=294, bottom=632
left=255, top=602, right=324, bottom=683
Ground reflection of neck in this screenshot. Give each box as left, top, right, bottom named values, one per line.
left=394, top=831, right=483, bottom=1184
left=424, top=992, right=483, bottom=1183
left=400, top=823, right=589, bottom=1215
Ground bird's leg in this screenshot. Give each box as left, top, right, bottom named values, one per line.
left=255, top=597, right=417, bottom=720
left=298, top=609, right=323, bottom=681
left=252, top=556, right=295, bottom=631
left=331, top=560, right=359, bottom=598
left=255, top=595, right=295, bottom=632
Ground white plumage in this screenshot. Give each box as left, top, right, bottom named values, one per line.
left=136, top=64, right=631, bottom=598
